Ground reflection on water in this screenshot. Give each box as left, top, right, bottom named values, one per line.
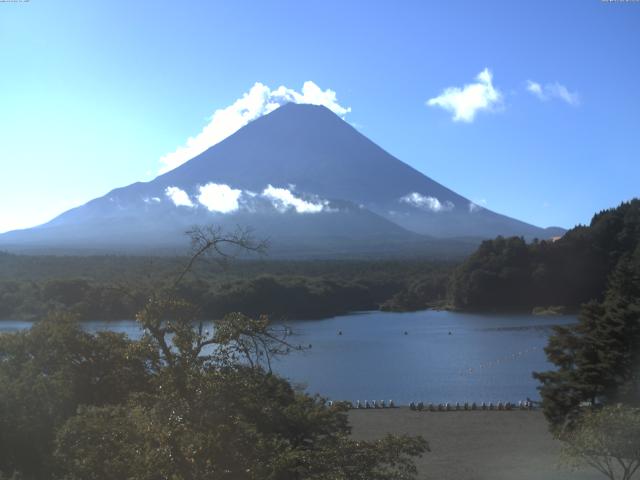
left=0, top=310, right=575, bottom=404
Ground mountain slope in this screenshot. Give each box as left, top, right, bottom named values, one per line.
left=0, top=103, right=564, bottom=256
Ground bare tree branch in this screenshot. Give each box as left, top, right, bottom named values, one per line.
left=172, top=225, right=267, bottom=289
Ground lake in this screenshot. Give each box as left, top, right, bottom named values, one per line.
left=0, top=310, right=576, bottom=405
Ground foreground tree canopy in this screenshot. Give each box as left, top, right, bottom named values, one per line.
left=0, top=228, right=428, bottom=480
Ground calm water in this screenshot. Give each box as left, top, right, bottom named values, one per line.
left=0, top=310, right=576, bottom=404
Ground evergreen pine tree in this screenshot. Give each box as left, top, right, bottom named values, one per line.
left=534, top=247, right=640, bottom=431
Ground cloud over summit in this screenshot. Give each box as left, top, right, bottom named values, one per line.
left=159, top=81, right=350, bottom=174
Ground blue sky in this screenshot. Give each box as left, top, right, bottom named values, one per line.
left=1, top=0, right=639, bottom=233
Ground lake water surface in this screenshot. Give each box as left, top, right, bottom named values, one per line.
left=0, top=310, right=576, bottom=405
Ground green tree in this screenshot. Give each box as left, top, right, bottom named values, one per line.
left=534, top=247, right=640, bottom=430
left=1, top=227, right=429, bottom=480
left=560, top=406, right=640, bottom=480
left=53, top=296, right=428, bottom=480
left=0, top=314, right=151, bottom=479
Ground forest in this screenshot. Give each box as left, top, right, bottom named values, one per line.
left=0, top=252, right=453, bottom=322
left=447, top=199, right=640, bottom=313
left=2, top=200, right=639, bottom=323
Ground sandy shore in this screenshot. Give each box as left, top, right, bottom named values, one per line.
left=348, top=408, right=602, bottom=480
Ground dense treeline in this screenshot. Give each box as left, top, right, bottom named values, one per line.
left=3, top=200, right=638, bottom=320
left=0, top=279, right=142, bottom=321
left=379, top=273, right=450, bottom=312
left=0, top=254, right=454, bottom=321
left=0, top=252, right=449, bottom=283
left=533, top=243, right=640, bottom=430
left=448, top=199, right=640, bottom=312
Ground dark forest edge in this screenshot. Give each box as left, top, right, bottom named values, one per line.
left=448, top=198, right=640, bottom=313
left=529, top=200, right=639, bottom=465
left=0, top=253, right=453, bottom=322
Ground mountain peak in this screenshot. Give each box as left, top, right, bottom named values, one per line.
left=277, top=102, right=332, bottom=113
left=250, top=101, right=347, bottom=131
left=0, top=99, right=565, bottom=255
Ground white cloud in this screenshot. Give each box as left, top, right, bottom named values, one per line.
left=262, top=185, right=326, bottom=214
left=427, top=68, right=502, bottom=122
left=165, top=186, right=194, bottom=207
left=164, top=183, right=333, bottom=214
left=197, top=183, right=242, bottom=213
left=547, top=83, right=580, bottom=106
left=526, top=81, right=543, bottom=97
left=159, top=81, right=351, bottom=174
left=400, top=193, right=454, bottom=212
left=270, top=83, right=350, bottom=117
left=526, top=80, right=579, bottom=106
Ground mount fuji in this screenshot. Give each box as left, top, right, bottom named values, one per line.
left=0, top=103, right=564, bottom=257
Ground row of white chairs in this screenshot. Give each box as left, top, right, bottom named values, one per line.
left=409, top=400, right=534, bottom=411
left=326, top=400, right=396, bottom=409
left=325, top=400, right=535, bottom=410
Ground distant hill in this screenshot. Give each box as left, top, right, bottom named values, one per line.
left=0, top=103, right=564, bottom=257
